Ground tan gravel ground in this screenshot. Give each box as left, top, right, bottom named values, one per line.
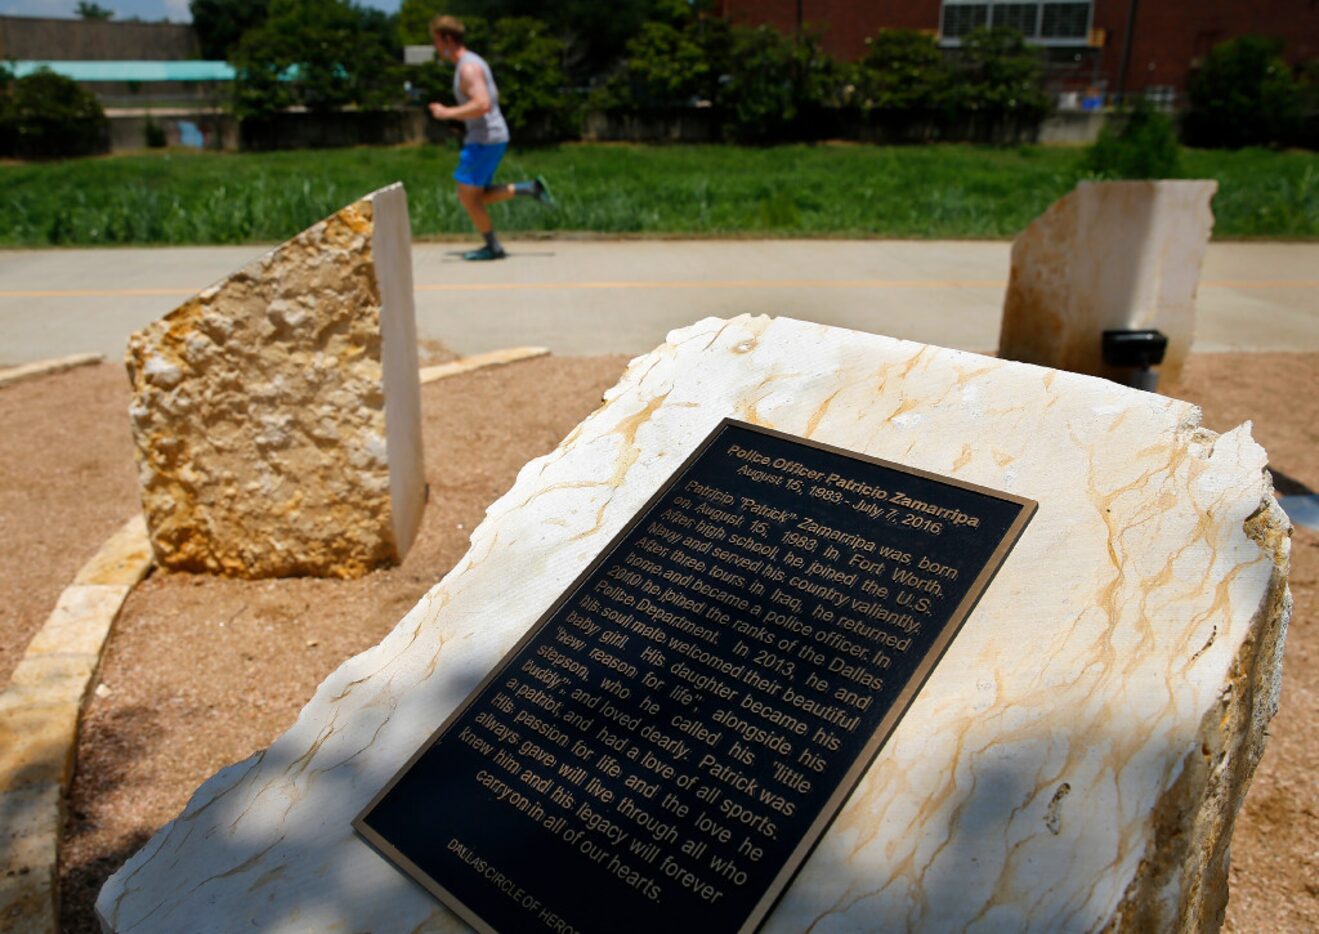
left=0, top=351, right=1312, bottom=932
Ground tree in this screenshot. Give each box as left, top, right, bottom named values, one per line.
left=484, top=17, right=575, bottom=137
left=1297, top=59, right=1319, bottom=149
left=230, top=0, right=405, bottom=117
left=592, top=20, right=712, bottom=110
left=588, top=1, right=730, bottom=112
left=190, top=0, right=271, bottom=60
left=1, top=68, right=108, bottom=158
left=428, top=0, right=664, bottom=80
left=0, top=63, right=14, bottom=157
left=76, top=2, right=114, bottom=20
left=947, top=27, right=1049, bottom=132
left=1183, top=36, right=1303, bottom=148
left=854, top=29, right=950, bottom=118
left=716, top=24, right=843, bottom=142
left=397, top=0, right=449, bottom=45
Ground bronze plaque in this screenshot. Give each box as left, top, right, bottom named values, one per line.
left=356, top=419, right=1036, bottom=933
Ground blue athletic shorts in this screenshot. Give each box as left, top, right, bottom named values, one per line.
left=454, top=142, right=508, bottom=187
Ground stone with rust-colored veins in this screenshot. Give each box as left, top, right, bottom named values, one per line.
left=125, top=183, right=425, bottom=579
left=998, top=179, right=1217, bottom=385
left=99, top=316, right=1288, bottom=932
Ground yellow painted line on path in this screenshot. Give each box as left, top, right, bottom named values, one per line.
left=1, top=279, right=1315, bottom=299
left=1200, top=279, right=1319, bottom=289
left=417, top=278, right=1008, bottom=292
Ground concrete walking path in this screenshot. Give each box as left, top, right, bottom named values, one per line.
left=1, top=240, right=1316, bottom=365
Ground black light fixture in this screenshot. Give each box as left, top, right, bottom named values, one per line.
left=1102, top=329, right=1168, bottom=392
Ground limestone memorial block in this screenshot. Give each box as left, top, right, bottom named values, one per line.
left=998, top=180, right=1217, bottom=384
left=99, top=316, right=1289, bottom=932
left=125, top=184, right=425, bottom=579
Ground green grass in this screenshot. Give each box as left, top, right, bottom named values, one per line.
left=2, top=142, right=1316, bottom=246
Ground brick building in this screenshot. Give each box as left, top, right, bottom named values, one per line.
left=715, top=1, right=1319, bottom=100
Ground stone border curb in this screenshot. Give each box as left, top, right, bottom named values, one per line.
left=0, top=517, right=151, bottom=934
left=419, top=346, right=548, bottom=384
left=0, top=355, right=103, bottom=390
left=0, top=345, right=545, bottom=932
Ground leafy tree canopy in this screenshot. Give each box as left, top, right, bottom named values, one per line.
left=716, top=25, right=843, bottom=142
left=397, top=0, right=449, bottom=45
left=1184, top=35, right=1303, bottom=148
left=947, top=27, right=1048, bottom=121
left=230, top=0, right=404, bottom=117
left=435, top=0, right=670, bottom=79
left=190, top=0, right=271, bottom=60
left=75, top=2, right=114, bottom=20
left=854, top=29, right=949, bottom=114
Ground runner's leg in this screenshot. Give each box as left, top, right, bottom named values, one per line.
left=457, top=183, right=494, bottom=233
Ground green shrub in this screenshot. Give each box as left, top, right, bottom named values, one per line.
left=593, top=20, right=715, bottom=110
left=144, top=117, right=168, bottom=148
left=2, top=69, right=108, bottom=159
left=1298, top=59, right=1319, bottom=150
left=1183, top=36, right=1302, bottom=148
left=589, top=5, right=732, bottom=116
left=0, top=63, right=13, bottom=157
left=1084, top=98, right=1180, bottom=179
left=717, top=26, right=843, bottom=143
left=948, top=27, right=1049, bottom=132
left=854, top=29, right=950, bottom=119
left=716, top=26, right=796, bottom=142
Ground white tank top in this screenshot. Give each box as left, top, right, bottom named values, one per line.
left=454, top=50, right=510, bottom=145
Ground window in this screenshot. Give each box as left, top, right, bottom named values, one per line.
left=942, top=3, right=988, bottom=39
left=940, top=1, right=1091, bottom=45
left=1145, top=85, right=1176, bottom=111
left=993, top=4, right=1039, bottom=35
left=1040, top=3, right=1090, bottom=39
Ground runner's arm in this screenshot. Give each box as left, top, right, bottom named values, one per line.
left=428, top=62, right=491, bottom=121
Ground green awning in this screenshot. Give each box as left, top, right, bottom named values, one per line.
left=13, top=61, right=236, bottom=82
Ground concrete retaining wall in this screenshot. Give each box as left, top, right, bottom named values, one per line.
left=101, top=107, right=1110, bottom=153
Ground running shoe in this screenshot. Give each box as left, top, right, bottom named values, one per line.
left=463, top=245, right=506, bottom=261
left=533, top=175, right=557, bottom=208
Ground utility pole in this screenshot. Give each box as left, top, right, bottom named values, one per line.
left=1116, top=0, right=1141, bottom=102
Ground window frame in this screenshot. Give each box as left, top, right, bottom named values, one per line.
left=938, top=0, right=1094, bottom=48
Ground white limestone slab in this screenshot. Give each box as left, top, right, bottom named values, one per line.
left=999, top=180, right=1217, bottom=384
left=98, top=315, right=1288, bottom=932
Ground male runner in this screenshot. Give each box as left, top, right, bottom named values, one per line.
left=428, top=15, right=553, bottom=261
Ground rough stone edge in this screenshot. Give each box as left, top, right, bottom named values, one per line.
left=0, top=516, right=153, bottom=934
left=1105, top=486, right=1292, bottom=932
left=418, top=347, right=550, bottom=384
left=0, top=355, right=103, bottom=390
